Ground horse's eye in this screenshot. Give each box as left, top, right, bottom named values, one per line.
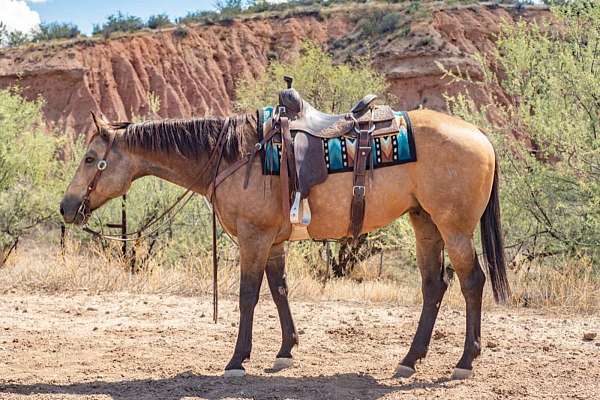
left=85, top=156, right=94, bottom=164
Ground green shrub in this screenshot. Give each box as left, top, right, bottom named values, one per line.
left=172, top=25, right=189, bottom=38
left=177, top=10, right=220, bottom=25
left=235, top=41, right=388, bottom=113
left=443, top=1, right=600, bottom=264
left=93, top=12, right=145, bottom=37
left=358, top=10, right=402, bottom=37
left=32, top=22, right=80, bottom=42
left=407, top=0, right=422, bottom=14
left=147, top=14, right=172, bottom=29
left=215, top=0, right=243, bottom=16
left=246, top=0, right=271, bottom=13
left=0, top=25, right=30, bottom=48
left=0, top=89, right=64, bottom=265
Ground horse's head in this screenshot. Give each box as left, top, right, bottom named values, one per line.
left=60, top=113, right=137, bottom=225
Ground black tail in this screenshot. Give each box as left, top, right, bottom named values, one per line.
left=480, top=152, right=510, bottom=303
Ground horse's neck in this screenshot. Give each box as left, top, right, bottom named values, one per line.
left=135, top=150, right=210, bottom=194
left=130, top=116, right=257, bottom=195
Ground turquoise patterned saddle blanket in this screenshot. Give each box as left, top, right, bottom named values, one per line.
left=257, top=106, right=416, bottom=175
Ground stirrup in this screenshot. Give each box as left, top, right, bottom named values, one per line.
left=289, top=192, right=311, bottom=226
left=290, top=192, right=302, bottom=224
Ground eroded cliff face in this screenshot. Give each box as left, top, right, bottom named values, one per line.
left=0, top=5, right=549, bottom=135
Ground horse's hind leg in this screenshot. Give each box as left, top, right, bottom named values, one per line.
left=443, top=232, right=485, bottom=380
left=395, top=208, right=448, bottom=378
left=265, top=243, right=298, bottom=370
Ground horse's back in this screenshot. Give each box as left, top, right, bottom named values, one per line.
left=305, top=109, right=495, bottom=240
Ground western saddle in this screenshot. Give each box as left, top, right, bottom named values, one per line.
left=270, top=76, right=400, bottom=240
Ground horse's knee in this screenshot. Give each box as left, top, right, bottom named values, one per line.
left=421, top=275, right=447, bottom=305
left=239, top=279, right=261, bottom=311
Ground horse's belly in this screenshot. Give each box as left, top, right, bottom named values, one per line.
left=306, top=165, right=416, bottom=240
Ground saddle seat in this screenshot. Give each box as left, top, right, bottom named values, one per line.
left=279, top=88, right=378, bottom=138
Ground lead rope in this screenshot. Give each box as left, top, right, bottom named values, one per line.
left=207, top=115, right=281, bottom=324
left=212, top=207, right=218, bottom=323
left=208, top=119, right=233, bottom=324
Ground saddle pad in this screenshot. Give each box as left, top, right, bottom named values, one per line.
left=257, top=106, right=416, bottom=175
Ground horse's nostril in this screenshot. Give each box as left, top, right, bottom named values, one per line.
left=59, top=205, right=65, bottom=216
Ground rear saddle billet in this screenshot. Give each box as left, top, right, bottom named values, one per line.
left=272, top=76, right=399, bottom=240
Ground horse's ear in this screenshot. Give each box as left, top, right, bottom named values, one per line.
left=90, top=111, right=111, bottom=140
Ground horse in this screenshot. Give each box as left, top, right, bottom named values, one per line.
left=60, top=109, right=509, bottom=380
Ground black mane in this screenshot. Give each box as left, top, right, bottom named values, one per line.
left=120, top=114, right=255, bottom=162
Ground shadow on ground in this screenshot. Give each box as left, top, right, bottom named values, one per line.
left=0, top=372, right=452, bottom=400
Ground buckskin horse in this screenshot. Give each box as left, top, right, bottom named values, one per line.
left=60, top=87, right=509, bottom=380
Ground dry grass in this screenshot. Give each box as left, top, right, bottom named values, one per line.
left=509, top=258, right=600, bottom=313
left=1, top=238, right=598, bottom=314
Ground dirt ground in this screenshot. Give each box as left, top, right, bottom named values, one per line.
left=0, top=293, right=598, bottom=400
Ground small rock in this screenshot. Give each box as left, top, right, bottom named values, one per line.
left=22, top=309, right=27, bottom=313
left=433, top=330, right=446, bottom=340
left=199, top=312, right=205, bottom=318
left=92, top=327, right=98, bottom=331
left=583, top=332, right=596, bottom=341
left=105, top=311, right=110, bottom=314
left=298, top=329, right=305, bottom=335
left=87, top=307, right=98, bottom=312
left=487, top=340, right=498, bottom=349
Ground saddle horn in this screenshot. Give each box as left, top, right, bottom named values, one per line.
left=284, top=76, right=293, bottom=89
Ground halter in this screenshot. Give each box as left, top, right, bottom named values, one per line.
left=79, top=120, right=231, bottom=241
left=77, top=131, right=117, bottom=222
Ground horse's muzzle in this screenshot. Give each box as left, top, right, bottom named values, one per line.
left=60, top=195, right=90, bottom=225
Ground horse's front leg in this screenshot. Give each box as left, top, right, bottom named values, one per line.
left=265, top=243, right=298, bottom=370
left=224, top=225, right=276, bottom=377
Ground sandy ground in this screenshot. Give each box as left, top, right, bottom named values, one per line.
left=0, top=293, right=598, bottom=400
